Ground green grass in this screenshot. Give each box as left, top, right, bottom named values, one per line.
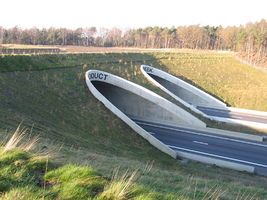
left=0, top=53, right=153, bottom=72
left=0, top=147, right=141, bottom=200
left=0, top=130, right=169, bottom=200
left=0, top=52, right=267, bottom=199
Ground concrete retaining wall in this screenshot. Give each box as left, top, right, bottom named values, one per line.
left=140, top=65, right=227, bottom=112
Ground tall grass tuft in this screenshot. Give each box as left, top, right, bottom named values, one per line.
left=97, top=168, right=139, bottom=200
left=201, top=185, right=226, bottom=200
left=3, top=124, right=39, bottom=153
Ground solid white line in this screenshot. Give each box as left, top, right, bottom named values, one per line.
left=193, top=141, right=208, bottom=145
left=136, top=121, right=267, bottom=148
left=168, top=145, right=267, bottom=168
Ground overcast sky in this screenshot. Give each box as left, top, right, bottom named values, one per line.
left=0, top=0, right=266, bottom=29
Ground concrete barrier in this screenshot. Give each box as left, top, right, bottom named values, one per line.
left=229, top=107, right=267, bottom=117
left=176, top=150, right=255, bottom=173
left=211, top=117, right=267, bottom=132
left=85, top=70, right=206, bottom=158
left=185, top=125, right=264, bottom=142
left=164, top=122, right=264, bottom=142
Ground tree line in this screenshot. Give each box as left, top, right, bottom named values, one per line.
left=0, top=19, right=266, bottom=62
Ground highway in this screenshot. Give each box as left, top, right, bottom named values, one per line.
left=132, top=118, right=267, bottom=175
left=197, top=106, right=267, bottom=124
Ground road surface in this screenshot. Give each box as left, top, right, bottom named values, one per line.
left=132, top=118, right=267, bottom=175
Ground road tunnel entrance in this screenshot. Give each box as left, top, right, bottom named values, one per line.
left=141, top=65, right=227, bottom=109
left=92, top=81, right=187, bottom=126
left=148, top=74, right=210, bottom=106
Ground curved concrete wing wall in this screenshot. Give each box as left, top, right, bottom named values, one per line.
left=85, top=70, right=206, bottom=158
left=140, top=65, right=227, bottom=112
left=140, top=65, right=267, bottom=131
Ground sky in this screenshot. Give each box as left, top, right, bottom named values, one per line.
left=0, top=0, right=266, bottom=29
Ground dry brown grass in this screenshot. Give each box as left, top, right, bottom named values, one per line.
left=97, top=168, right=139, bottom=200
left=3, top=125, right=39, bottom=152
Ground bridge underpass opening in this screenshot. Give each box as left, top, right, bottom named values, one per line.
left=148, top=73, right=210, bottom=107
left=91, top=81, right=186, bottom=127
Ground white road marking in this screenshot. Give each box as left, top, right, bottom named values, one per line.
left=135, top=121, right=267, bottom=148
left=168, top=145, right=267, bottom=168
left=193, top=141, right=208, bottom=145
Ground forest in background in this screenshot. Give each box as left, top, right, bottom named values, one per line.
left=0, top=19, right=266, bottom=65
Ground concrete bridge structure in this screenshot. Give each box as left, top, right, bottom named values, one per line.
left=85, top=69, right=267, bottom=176
left=141, top=65, right=267, bottom=130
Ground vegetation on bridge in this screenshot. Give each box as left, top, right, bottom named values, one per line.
left=0, top=52, right=267, bottom=199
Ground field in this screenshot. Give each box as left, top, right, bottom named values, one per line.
left=1, top=51, right=267, bottom=199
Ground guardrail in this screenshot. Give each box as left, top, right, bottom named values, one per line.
left=0, top=48, right=60, bottom=54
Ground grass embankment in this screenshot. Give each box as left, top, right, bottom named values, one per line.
left=0, top=52, right=267, bottom=199
left=1, top=147, right=139, bottom=200
left=0, top=129, right=157, bottom=200
left=0, top=53, right=153, bottom=72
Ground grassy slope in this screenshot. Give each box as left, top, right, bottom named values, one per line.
left=154, top=52, right=267, bottom=111
left=0, top=147, right=156, bottom=200
left=0, top=52, right=267, bottom=199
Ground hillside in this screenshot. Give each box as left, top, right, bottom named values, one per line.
left=0, top=130, right=164, bottom=200
left=1, top=51, right=267, bottom=199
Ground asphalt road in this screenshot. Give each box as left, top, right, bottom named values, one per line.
left=132, top=118, right=267, bottom=175
left=197, top=106, right=267, bottom=124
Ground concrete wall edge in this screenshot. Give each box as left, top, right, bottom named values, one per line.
left=211, top=116, right=267, bottom=132
left=176, top=150, right=255, bottom=173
